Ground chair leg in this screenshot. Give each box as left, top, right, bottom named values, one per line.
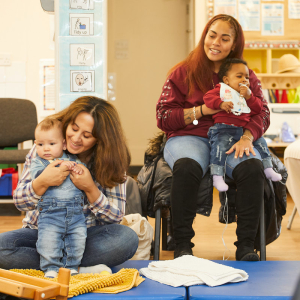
left=259, top=197, right=266, bottom=261
left=287, top=205, right=297, bottom=230
left=161, top=216, right=168, bottom=251
left=154, top=208, right=161, bottom=260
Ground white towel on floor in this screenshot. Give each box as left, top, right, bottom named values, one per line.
left=139, top=255, right=248, bottom=287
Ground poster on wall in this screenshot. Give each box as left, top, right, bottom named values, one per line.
left=289, top=0, right=300, bottom=19
left=262, top=4, right=284, bottom=36
left=238, top=0, right=260, bottom=31
left=70, top=0, right=94, bottom=10
left=214, top=0, right=237, bottom=18
left=70, top=44, right=95, bottom=66
left=70, top=70, right=95, bottom=92
left=69, top=14, right=94, bottom=36
left=40, top=59, right=55, bottom=116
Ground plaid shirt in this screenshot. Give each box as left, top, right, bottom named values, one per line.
left=13, top=145, right=126, bottom=229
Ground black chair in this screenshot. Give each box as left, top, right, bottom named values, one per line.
left=0, top=98, right=38, bottom=202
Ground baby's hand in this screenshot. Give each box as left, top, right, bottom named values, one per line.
left=239, top=85, right=251, bottom=100
left=60, top=161, right=76, bottom=170
left=220, top=101, right=233, bottom=114
left=72, top=164, right=84, bottom=175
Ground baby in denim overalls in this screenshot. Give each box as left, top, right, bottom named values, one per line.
left=30, top=118, right=86, bottom=278
left=204, top=58, right=282, bottom=192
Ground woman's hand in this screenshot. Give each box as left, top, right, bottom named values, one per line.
left=226, top=136, right=256, bottom=158
left=70, top=164, right=101, bottom=203
left=70, top=164, right=94, bottom=192
left=32, top=160, right=70, bottom=195
left=40, top=160, right=70, bottom=186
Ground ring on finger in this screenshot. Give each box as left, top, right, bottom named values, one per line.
left=245, top=147, right=249, bottom=151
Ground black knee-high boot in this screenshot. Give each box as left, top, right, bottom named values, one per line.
left=232, top=158, right=264, bottom=261
left=171, top=158, right=203, bottom=258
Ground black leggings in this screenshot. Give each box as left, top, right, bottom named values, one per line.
left=170, top=158, right=203, bottom=247
left=232, top=158, right=264, bottom=248
left=170, top=157, right=264, bottom=248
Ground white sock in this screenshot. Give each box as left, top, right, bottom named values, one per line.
left=79, top=264, right=112, bottom=274
left=213, top=175, right=228, bottom=192
left=264, top=168, right=282, bottom=182
left=70, top=269, right=79, bottom=276
left=45, top=270, right=58, bottom=278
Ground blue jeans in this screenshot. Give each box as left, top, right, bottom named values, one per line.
left=37, top=195, right=86, bottom=273
left=0, top=224, right=138, bottom=270
left=164, top=134, right=262, bottom=179
left=208, top=124, right=272, bottom=176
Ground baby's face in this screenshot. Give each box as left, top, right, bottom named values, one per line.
left=35, top=127, right=66, bottom=160
left=223, top=63, right=250, bottom=92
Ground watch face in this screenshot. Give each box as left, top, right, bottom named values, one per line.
left=40, top=0, right=54, bottom=13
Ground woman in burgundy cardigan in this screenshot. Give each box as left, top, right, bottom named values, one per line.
left=156, top=14, right=270, bottom=261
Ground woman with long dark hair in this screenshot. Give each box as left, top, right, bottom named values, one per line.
left=0, top=96, right=139, bottom=270
left=157, top=15, right=270, bottom=261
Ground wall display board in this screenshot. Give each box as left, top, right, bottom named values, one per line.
left=207, top=0, right=300, bottom=39
left=214, top=0, right=237, bottom=18
left=238, top=1, right=261, bottom=31
left=55, top=0, right=107, bottom=110
left=288, top=0, right=300, bottom=19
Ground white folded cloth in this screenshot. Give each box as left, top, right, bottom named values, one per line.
left=139, top=255, right=248, bottom=287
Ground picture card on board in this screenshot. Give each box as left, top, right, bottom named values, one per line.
left=69, top=14, right=94, bottom=36
left=70, top=44, right=95, bottom=66
left=70, top=70, right=95, bottom=92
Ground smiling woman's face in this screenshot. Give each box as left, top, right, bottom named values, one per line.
left=65, top=112, right=97, bottom=159
left=204, top=20, right=236, bottom=72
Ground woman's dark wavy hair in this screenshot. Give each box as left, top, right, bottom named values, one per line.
left=218, top=58, right=248, bottom=82
left=168, top=14, right=245, bottom=94
left=49, top=96, right=131, bottom=188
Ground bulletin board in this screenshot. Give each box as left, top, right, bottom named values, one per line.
left=55, top=0, right=107, bottom=111
left=207, top=0, right=300, bottom=41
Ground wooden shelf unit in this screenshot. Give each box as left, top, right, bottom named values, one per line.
left=244, top=46, right=300, bottom=74
left=244, top=44, right=300, bottom=90
left=243, top=41, right=300, bottom=95
left=243, top=42, right=300, bottom=136
left=255, top=73, right=300, bottom=90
